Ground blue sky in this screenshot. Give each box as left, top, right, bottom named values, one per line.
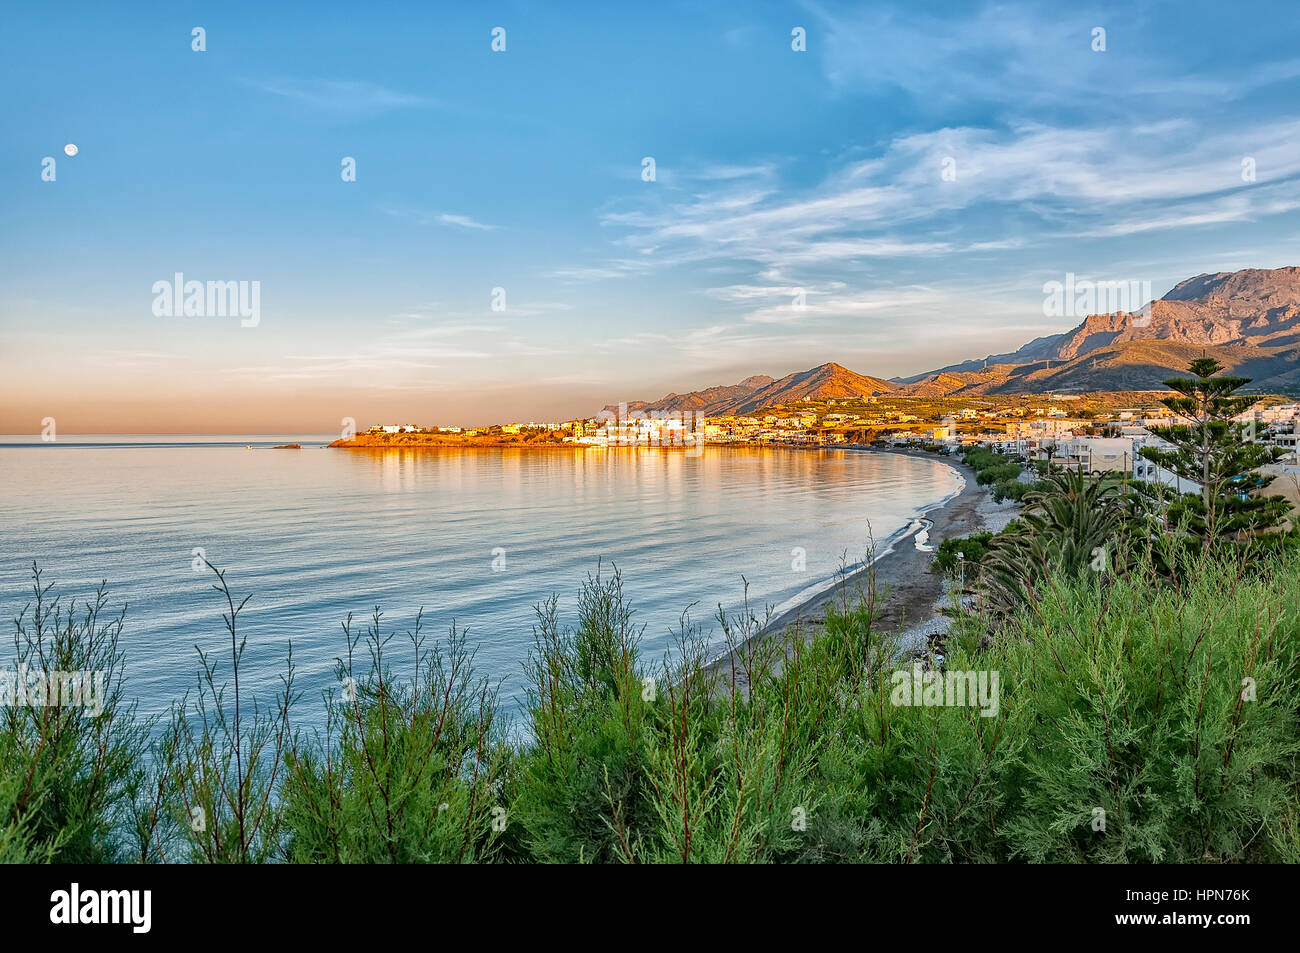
left=3, top=0, right=1300, bottom=430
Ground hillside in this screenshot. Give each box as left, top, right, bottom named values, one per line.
left=895, top=366, right=1019, bottom=397
left=608, top=362, right=896, bottom=416
left=902, top=266, right=1300, bottom=395
left=609, top=375, right=776, bottom=416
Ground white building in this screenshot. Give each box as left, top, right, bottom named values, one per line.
left=1061, top=436, right=1134, bottom=474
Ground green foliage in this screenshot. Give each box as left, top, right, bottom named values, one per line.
left=506, top=569, right=816, bottom=863
left=992, top=477, right=1045, bottom=503
left=790, top=549, right=1300, bottom=862
left=505, top=568, right=656, bottom=862
left=281, top=610, right=505, bottom=863
left=7, top=543, right=1300, bottom=864
left=960, top=440, right=1046, bottom=504
left=975, top=463, right=1021, bottom=486
left=962, top=447, right=1002, bottom=471
left=151, top=561, right=298, bottom=863
left=962, top=446, right=1033, bottom=501
left=993, top=550, right=1300, bottom=862
left=982, top=470, right=1133, bottom=612
left=935, top=532, right=995, bottom=574
left=0, top=564, right=149, bottom=862
left=1140, top=356, right=1292, bottom=540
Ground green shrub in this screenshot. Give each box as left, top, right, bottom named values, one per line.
left=992, top=550, right=1300, bottom=862
left=787, top=549, right=1300, bottom=862
left=935, top=532, right=995, bottom=573
left=506, top=569, right=816, bottom=863
left=6, top=544, right=1300, bottom=864
left=0, top=565, right=150, bottom=863
left=281, top=610, right=505, bottom=863
left=963, top=447, right=1000, bottom=470
left=155, top=561, right=297, bottom=863
left=975, top=463, right=1021, bottom=486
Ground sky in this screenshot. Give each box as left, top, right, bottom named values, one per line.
left=3, top=0, right=1300, bottom=432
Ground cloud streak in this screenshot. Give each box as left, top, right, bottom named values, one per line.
left=253, top=78, right=432, bottom=117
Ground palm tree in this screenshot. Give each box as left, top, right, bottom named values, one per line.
left=982, top=469, right=1128, bottom=612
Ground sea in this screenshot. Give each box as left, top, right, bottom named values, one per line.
left=0, top=436, right=962, bottom=724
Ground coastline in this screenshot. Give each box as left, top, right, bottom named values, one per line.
left=706, top=446, right=1019, bottom=692
left=334, top=438, right=1022, bottom=683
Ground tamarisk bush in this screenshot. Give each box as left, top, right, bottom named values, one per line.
left=5, top=547, right=1300, bottom=863
left=281, top=609, right=505, bottom=863
left=0, top=564, right=148, bottom=862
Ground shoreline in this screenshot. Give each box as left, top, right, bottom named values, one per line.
left=328, top=438, right=879, bottom=452
left=706, top=446, right=1020, bottom=691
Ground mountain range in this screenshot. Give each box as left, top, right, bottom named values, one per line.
left=611, top=267, right=1300, bottom=414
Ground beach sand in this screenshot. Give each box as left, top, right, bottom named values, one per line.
left=706, top=447, right=1019, bottom=693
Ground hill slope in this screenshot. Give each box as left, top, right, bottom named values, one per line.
left=608, top=363, right=896, bottom=416
left=903, top=266, right=1300, bottom=394
left=609, top=375, right=776, bottom=416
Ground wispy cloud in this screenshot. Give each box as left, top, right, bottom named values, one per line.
left=588, top=117, right=1300, bottom=280
left=804, top=1, right=1300, bottom=115
left=552, top=78, right=1300, bottom=376
left=436, top=213, right=498, bottom=231
left=546, top=259, right=657, bottom=283
left=704, top=283, right=945, bottom=325
left=93, top=350, right=177, bottom=367
left=252, top=78, right=431, bottom=117
left=381, top=207, right=501, bottom=230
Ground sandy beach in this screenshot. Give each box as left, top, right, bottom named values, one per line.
left=707, top=447, right=1019, bottom=691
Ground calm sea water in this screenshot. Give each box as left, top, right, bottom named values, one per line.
left=0, top=437, right=961, bottom=722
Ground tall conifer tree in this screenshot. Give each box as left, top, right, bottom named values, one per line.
left=1139, top=356, right=1291, bottom=540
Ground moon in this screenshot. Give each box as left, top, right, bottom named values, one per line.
left=64, top=144, right=78, bottom=157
